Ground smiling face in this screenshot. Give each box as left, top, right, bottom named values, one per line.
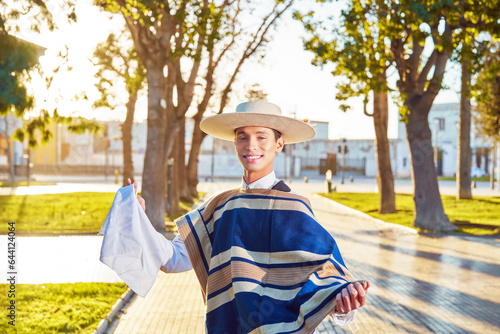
left=234, top=126, right=285, bottom=184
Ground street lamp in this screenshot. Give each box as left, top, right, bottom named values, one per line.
left=340, top=138, right=346, bottom=184
left=433, top=118, right=439, bottom=172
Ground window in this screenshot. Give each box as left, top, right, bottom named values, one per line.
left=434, top=118, right=445, bottom=131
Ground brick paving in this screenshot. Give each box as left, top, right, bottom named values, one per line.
left=110, top=186, right=500, bottom=334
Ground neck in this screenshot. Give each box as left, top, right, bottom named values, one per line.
left=243, top=169, right=272, bottom=185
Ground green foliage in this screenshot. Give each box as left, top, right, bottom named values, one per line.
left=11, top=109, right=103, bottom=149
left=473, top=46, right=500, bottom=141
left=0, top=1, right=78, bottom=115
left=0, top=1, right=92, bottom=149
left=1, top=1, right=76, bottom=35
left=321, top=192, right=500, bottom=235
left=0, top=35, right=39, bottom=116
left=245, top=83, right=268, bottom=102
left=96, top=0, right=228, bottom=62
left=298, top=0, right=499, bottom=117
left=0, top=282, right=127, bottom=333
left=92, top=31, right=146, bottom=110
left=295, top=0, right=393, bottom=111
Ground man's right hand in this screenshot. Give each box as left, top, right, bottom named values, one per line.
left=127, top=178, right=146, bottom=212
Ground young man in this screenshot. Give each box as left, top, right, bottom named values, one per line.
left=124, top=102, right=369, bottom=333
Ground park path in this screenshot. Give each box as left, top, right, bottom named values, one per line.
left=110, top=186, right=500, bottom=334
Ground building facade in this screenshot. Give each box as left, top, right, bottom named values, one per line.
left=395, top=103, right=494, bottom=177
left=2, top=103, right=496, bottom=180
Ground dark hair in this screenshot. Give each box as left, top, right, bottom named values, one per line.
left=272, top=129, right=282, bottom=141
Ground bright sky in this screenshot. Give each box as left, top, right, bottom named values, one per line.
left=17, top=0, right=461, bottom=140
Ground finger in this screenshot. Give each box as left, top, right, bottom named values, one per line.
left=348, top=283, right=361, bottom=309
left=127, top=178, right=132, bottom=186
left=137, top=196, right=146, bottom=212
left=134, top=182, right=138, bottom=194
left=341, top=287, right=351, bottom=312
left=335, top=291, right=344, bottom=313
left=354, top=281, right=367, bottom=306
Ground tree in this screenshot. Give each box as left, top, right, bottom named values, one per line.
left=473, top=47, right=500, bottom=139
left=96, top=0, right=253, bottom=230
left=473, top=46, right=500, bottom=190
left=454, top=10, right=499, bottom=199
left=298, top=0, right=499, bottom=231
left=0, top=36, right=40, bottom=116
left=92, top=32, right=146, bottom=186
left=295, top=0, right=397, bottom=214
left=0, top=1, right=78, bottom=135
left=1, top=0, right=101, bottom=180
left=388, top=0, right=500, bottom=230
left=185, top=1, right=294, bottom=198
left=457, top=56, right=473, bottom=199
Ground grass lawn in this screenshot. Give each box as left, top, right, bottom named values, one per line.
left=0, top=282, right=127, bottom=334
left=321, top=192, right=500, bottom=235
left=0, top=192, right=204, bottom=234
left=438, top=176, right=495, bottom=182
left=0, top=192, right=116, bottom=234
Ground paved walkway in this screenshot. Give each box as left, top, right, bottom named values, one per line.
left=110, top=187, right=500, bottom=334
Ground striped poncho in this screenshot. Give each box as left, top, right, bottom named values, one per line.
left=175, top=188, right=355, bottom=334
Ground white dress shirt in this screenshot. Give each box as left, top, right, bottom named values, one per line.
left=162, top=170, right=356, bottom=325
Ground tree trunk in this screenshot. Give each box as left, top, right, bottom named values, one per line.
left=176, top=117, right=193, bottom=203
left=405, top=100, right=455, bottom=231
left=490, top=142, right=496, bottom=190
left=457, top=60, right=472, bottom=199
left=142, top=64, right=167, bottom=232
left=373, top=87, right=397, bottom=213
left=497, top=144, right=500, bottom=192
left=122, top=92, right=137, bottom=187
left=164, top=113, right=180, bottom=216
left=187, top=114, right=207, bottom=198
left=167, top=137, right=181, bottom=215
left=3, top=116, right=15, bottom=183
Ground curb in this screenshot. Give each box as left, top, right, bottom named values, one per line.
left=93, top=288, right=137, bottom=334
left=311, top=193, right=418, bottom=235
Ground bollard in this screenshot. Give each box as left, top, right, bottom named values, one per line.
left=304, top=176, right=308, bottom=183
left=167, top=158, right=174, bottom=220
left=325, top=170, right=333, bottom=194
left=114, top=170, right=119, bottom=184
left=349, top=176, right=354, bottom=183
left=471, top=180, right=476, bottom=188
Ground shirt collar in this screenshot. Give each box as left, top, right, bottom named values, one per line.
left=241, top=171, right=279, bottom=190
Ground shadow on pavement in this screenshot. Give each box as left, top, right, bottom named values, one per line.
left=346, top=259, right=500, bottom=330
left=333, top=232, right=500, bottom=277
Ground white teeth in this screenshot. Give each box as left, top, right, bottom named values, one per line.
left=246, top=156, right=261, bottom=159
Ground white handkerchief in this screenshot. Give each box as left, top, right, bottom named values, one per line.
left=98, top=183, right=169, bottom=297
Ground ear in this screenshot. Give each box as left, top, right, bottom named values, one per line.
left=275, top=137, right=285, bottom=153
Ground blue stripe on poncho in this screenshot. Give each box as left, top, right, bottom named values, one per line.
left=176, top=188, right=355, bottom=334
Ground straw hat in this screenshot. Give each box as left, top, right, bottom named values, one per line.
left=199, top=101, right=316, bottom=144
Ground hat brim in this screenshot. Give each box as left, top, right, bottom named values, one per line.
left=200, top=112, right=316, bottom=144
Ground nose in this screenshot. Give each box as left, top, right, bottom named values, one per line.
left=247, top=136, right=258, bottom=150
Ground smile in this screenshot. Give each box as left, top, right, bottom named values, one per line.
left=244, top=155, right=263, bottom=162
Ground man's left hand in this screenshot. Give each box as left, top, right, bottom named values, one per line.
left=127, top=178, right=146, bottom=212
left=334, top=280, right=370, bottom=314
